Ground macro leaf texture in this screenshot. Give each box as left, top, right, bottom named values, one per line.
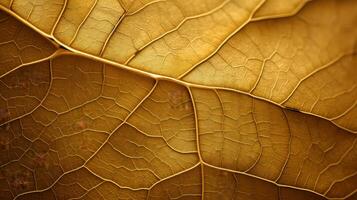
left=0, top=0, right=356, bottom=199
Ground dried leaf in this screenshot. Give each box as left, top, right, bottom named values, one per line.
left=0, top=0, right=356, bottom=199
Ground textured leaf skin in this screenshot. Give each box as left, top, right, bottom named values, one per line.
left=0, top=0, right=356, bottom=200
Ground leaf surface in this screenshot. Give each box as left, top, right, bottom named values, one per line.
left=0, top=1, right=356, bottom=200
left=1, top=0, right=356, bottom=132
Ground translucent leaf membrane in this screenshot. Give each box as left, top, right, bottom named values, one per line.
left=0, top=0, right=356, bottom=200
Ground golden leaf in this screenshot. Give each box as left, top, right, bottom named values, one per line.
left=0, top=0, right=356, bottom=199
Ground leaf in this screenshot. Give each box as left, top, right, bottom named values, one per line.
left=0, top=1, right=356, bottom=200
left=1, top=0, right=356, bottom=132
left=181, top=0, right=357, bottom=132
left=202, top=165, right=327, bottom=200
left=253, top=0, right=310, bottom=20
left=1, top=50, right=356, bottom=199
left=0, top=11, right=57, bottom=77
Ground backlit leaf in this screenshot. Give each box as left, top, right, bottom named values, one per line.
left=0, top=0, right=356, bottom=199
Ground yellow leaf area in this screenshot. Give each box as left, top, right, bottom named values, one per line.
left=0, top=0, right=356, bottom=200
left=0, top=0, right=356, bottom=133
